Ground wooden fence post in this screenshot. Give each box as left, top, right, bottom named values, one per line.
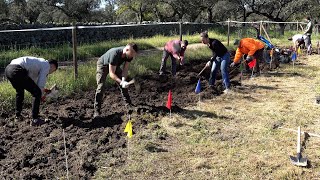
left=179, top=22, right=182, bottom=41
left=72, top=21, right=78, bottom=79
left=227, top=18, right=230, bottom=46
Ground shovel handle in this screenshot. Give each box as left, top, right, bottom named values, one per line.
left=127, top=79, right=135, bottom=85
left=198, top=65, right=208, bottom=77
left=297, top=126, right=301, bottom=154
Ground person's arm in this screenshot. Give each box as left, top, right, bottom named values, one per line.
left=233, top=48, right=243, bottom=63
left=37, top=63, right=50, bottom=92
left=109, top=64, right=122, bottom=83
left=122, top=61, right=130, bottom=79
left=179, top=50, right=185, bottom=65
left=210, top=41, right=217, bottom=63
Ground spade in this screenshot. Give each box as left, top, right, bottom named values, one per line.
left=290, top=126, right=308, bottom=167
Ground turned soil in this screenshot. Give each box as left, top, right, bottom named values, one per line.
left=0, top=58, right=247, bottom=179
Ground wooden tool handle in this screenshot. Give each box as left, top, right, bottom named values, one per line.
left=297, top=126, right=301, bottom=154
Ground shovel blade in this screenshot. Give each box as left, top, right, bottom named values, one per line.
left=289, top=156, right=308, bottom=167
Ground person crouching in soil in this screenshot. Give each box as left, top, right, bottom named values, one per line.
left=94, top=43, right=138, bottom=118
left=5, top=56, right=58, bottom=126
left=231, top=38, right=265, bottom=77
left=159, top=39, right=188, bottom=76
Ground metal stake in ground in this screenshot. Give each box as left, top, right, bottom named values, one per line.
left=290, top=126, right=308, bottom=167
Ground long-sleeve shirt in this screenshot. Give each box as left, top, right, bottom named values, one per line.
left=233, top=38, right=265, bottom=63
left=207, top=38, right=228, bottom=62
left=164, top=40, right=186, bottom=64
left=10, top=56, right=50, bottom=90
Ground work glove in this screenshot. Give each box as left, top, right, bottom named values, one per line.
left=44, top=88, right=51, bottom=93
left=41, top=96, right=46, bottom=102
left=245, top=55, right=253, bottom=62
left=206, top=61, right=212, bottom=67
left=230, top=62, right=236, bottom=67
left=120, top=77, right=129, bottom=88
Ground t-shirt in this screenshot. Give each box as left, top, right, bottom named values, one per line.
left=99, top=47, right=132, bottom=66
left=10, top=56, right=50, bottom=90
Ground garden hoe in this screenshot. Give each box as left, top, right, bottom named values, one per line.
left=290, top=126, right=308, bottom=167
left=197, top=65, right=208, bottom=77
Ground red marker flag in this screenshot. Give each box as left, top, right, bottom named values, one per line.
left=248, top=59, right=257, bottom=69
left=166, top=90, right=172, bottom=110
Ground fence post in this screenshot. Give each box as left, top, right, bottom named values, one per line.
left=72, top=21, right=78, bottom=79
left=259, top=21, right=263, bottom=36
left=227, top=18, right=230, bottom=46
left=179, top=22, right=182, bottom=41
left=296, top=21, right=299, bottom=34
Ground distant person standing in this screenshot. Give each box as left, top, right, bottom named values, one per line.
left=5, top=56, right=58, bottom=126
left=159, top=39, right=188, bottom=76
left=304, top=16, right=313, bottom=54
left=200, top=31, right=231, bottom=93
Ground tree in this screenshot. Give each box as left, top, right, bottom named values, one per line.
left=46, top=0, right=101, bottom=22
left=246, top=0, right=314, bottom=35
left=116, top=0, right=153, bottom=23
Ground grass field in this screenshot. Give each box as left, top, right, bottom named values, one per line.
left=94, top=54, right=320, bottom=179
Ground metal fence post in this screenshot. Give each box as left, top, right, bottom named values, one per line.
left=72, top=22, right=78, bottom=79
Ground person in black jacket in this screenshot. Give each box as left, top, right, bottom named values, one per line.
left=200, top=31, right=231, bottom=93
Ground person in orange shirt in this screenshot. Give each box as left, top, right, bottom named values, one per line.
left=230, top=38, right=265, bottom=75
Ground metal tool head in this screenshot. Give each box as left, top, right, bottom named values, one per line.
left=289, top=155, right=308, bottom=167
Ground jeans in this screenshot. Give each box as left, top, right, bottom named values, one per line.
left=5, top=64, right=42, bottom=119
left=159, top=49, right=177, bottom=75
left=209, top=52, right=231, bottom=89
left=94, top=60, right=131, bottom=113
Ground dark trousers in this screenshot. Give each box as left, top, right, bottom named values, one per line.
left=94, top=60, right=132, bottom=113
left=253, top=48, right=264, bottom=73
left=5, top=64, right=42, bottom=119
left=159, top=49, right=177, bottom=75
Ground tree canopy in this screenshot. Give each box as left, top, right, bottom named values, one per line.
left=0, top=0, right=318, bottom=24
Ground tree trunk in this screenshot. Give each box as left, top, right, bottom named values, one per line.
left=279, top=23, right=285, bottom=36
left=207, top=8, right=213, bottom=23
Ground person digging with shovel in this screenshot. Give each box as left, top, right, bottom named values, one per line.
left=200, top=31, right=231, bottom=94
left=5, top=56, right=58, bottom=126
left=230, top=38, right=265, bottom=77
left=94, top=43, right=138, bottom=119
left=159, top=39, right=188, bottom=77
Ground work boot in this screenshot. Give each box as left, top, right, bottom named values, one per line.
left=30, top=118, right=46, bottom=126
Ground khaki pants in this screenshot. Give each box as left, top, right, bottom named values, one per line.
left=94, top=60, right=132, bottom=113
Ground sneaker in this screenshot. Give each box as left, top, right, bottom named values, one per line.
left=14, top=115, right=23, bottom=122
left=30, top=118, right=46, bottom=126
left=223, top=88, right=231, bottom=94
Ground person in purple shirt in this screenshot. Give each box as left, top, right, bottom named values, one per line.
left=5, top=56, right=58, bottom=126
left=159, top=39, right=188, bottom=76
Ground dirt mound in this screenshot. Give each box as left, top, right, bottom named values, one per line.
left=0, top=59, right=242, bottom=178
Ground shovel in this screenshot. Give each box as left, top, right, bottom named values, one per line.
left=289, top=126, right=308, bottom=167
left=197, top=65, right=208, bottom=77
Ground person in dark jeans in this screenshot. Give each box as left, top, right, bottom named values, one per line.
left=94, top=43, right=138, bottom=118
left=5, top=56, right=58, bottom=126
left=200, top=31, right=231, bottom=93
left=159, top=39, right=188, bottom=76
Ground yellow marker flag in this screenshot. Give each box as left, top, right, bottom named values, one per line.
left=124, top=120, right=133, bottom=138
left=297, top=47, right=301, bottom=55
